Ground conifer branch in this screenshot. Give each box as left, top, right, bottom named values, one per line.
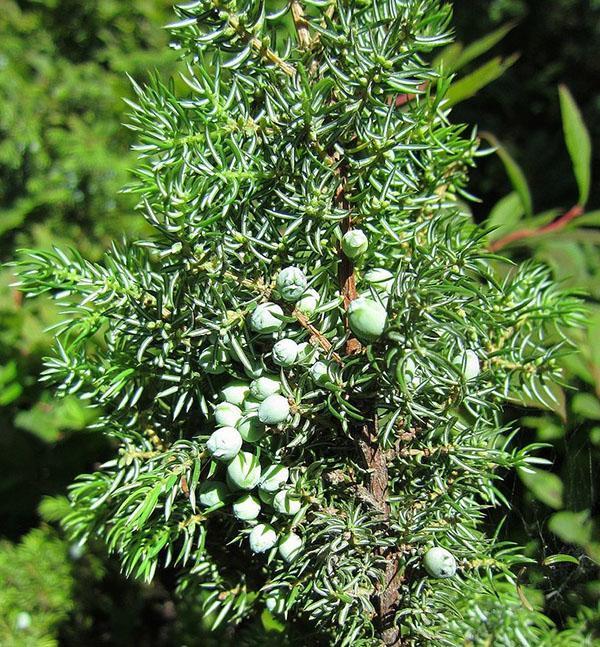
left=13, top=2, right=586, bottom=644
left=213, top=0, right=296, bottom=76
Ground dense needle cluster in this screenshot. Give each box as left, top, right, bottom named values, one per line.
left=15, top=1, right=584, bottom=644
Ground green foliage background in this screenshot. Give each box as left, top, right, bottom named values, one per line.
left=0, top=0, right=599, bottom=643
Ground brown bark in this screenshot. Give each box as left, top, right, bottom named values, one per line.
left=336, top=173, right=402, bottom=644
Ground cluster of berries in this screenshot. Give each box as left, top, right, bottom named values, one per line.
left=198, top=232, right=474, bottom=577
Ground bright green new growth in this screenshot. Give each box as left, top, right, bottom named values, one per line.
left=14, top=1, right=584, bottom=644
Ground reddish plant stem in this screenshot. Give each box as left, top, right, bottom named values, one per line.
left=489, top=204, right=584, bottom=253
left=392, top=82, right=428, bottom=107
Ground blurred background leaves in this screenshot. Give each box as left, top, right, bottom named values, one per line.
left=1, top=0, right=600, bottom=643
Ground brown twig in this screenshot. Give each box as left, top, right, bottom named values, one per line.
left=291, top=1, right=311, bottom=50
left=392, top=82, right=428, bottom=107
left=293, top=308, right=344, bottom=365
left=335, top=167, right=362, bottom=356
left=221, top=6, right=295, bottom=77
left=334, top=163, right=401, bottom=643
left=489, top=204, right=584, bottom=253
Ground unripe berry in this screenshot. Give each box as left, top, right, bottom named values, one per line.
left=249, top=523, right=278, bottom=553
left=15, top=612, right=32, bottom=631
left=250, top=375, right=281, bottom=401
left=272, top=338, right=299, bottom=367
left=454, top=349, right=480, bottom=381
left=243, top=397, right=261, bottom=412
left=198, top=480, right=229, bottom=508
left=423, top=546, right=457, bottom=579
left=348, top=297, right=387, bottom=342
left=236, top=415, right=266, bottom=442
left=276, top=266, right=308, bottom=302
left=342, top=229, right=368, bottom=259
left=233, top=494, right=261, bottom=520
left=396, top=356, right=423, bottom=388
left=206, top=426, right=242, bottom=461
left=295, top=289, right=319, bottom=316
left=258, top=394, right=290, bottom=425
left=249, top=302, right=285, bottom=334
left=273, top=489, right=302, bottom=516
left=309, top=360, right=330, bottom=386
left=198, top=347, right=227, bottom=374
left=258, top=487, right=275, bottom=505
left=260, top=464, right=289, bottom=492
left=227, top=451, right=262, bottom=490
left=364, top=268, right=394, bottom=293
left=278, top=532, right=302, bottom=562
left=265, top=591, right=286, bottom=615
left=296, top=341, right=317, bottom=365
left=214, top=402, right=242, bottom=427
left=220, top=380, right=250, bottom=406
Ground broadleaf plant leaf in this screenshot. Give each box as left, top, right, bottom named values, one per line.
left=559, top=85, right=592, bottom=206
left=483, top=132, right=533, bottom=217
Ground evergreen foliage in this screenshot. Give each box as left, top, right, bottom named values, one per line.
left=0, top=0, right=176, bottom=537
left=0, top=527, right=75, bottom=646
left=14, top=1, right=586, bottom=644
left=0, top=0, right=176, bottom=251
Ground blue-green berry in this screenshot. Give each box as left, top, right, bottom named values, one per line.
left=454, top=349, right=480, bottom=381
left=220, top=380, right=250, bottom=406
left=364, top=268, right=394, bottom=293
left=232, top=494, right=261, bottom=520
left=272, top=339, right=299, bottom=367
left=206, top=426, right=242, bottom=461
left=295, top=289, right=319, bottom=316
left=258, top=394, right=290, bottom=425
left=273, top=489, right=302, bottom=516
left=296, top=341, right=317, bottom=365
left=342, top=229, right=368, bottom=259
left=249, top=523, right=277, bottom=553
left=348, top=297, right=387, bottom=342
left=423, top=546, right=457, bottom=579
left=243, top=397, right=261, bottom=412
left=214, top=402, right=242, bottom=427
left=309, top=360, right=331, bottom=386
left=227, top=451, right=262, bottom=490
left=249, top=302, right=285, bottom=334
left=278, top=532, right=302, bottom=562
left=276, top=266, right=308, bottom=302
left=198, top=480, right=229, bottom=508
left=250, top=375, right=281, bottom=401
left=236, top=415, right=266, bottom=442
left=15, top=612, right=32, bottom=631
left=265, top=591, right=286, bottom=615
left=260, top=464, right=289, bottom=492
left=396, top=356, right=423, bottom=389
left=198, top=346, right=228, bottom=374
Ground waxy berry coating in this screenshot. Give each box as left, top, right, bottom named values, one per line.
left=342, top=229, right=368, bottom=259
left=278, top=532, right=302, bottom=562
left=348, top=297, right=387, bottom=342
left=249, top=302, right=285, bottom=334
left=206, top=426, right=242, bottom=461
left=258, top=394, right=290, bottom=425
left=423, top=547, right=457, bottom=579
left=227, top=451, right=262, bottom=490
left=249, top=523, right=278, bottom=553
